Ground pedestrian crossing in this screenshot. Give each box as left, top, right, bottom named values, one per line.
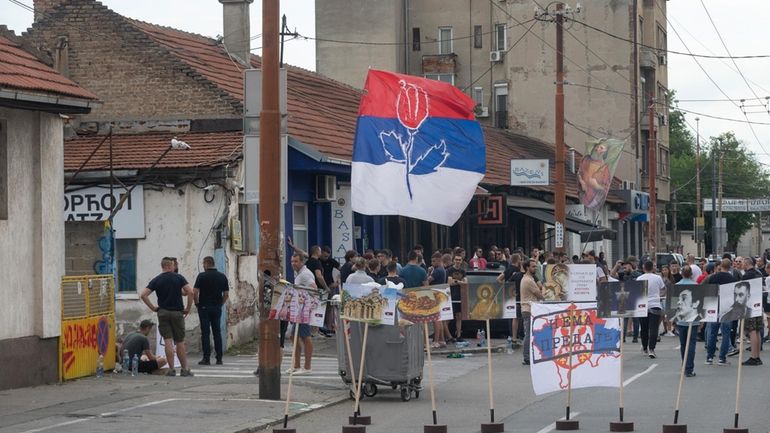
left=191, top=353, right=484, bottom=386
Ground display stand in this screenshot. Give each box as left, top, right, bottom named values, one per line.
left=480, top=319, right=504, bottom=433
left=423, top=323, right=447, bottom=433
left=723, top=319, right=749, bottom=433
left=610, top=334, right=634, bottom=432
left=274, top=327, right=300, bottom=433
left=662, top=323, right=693, bottom=433
left=555, top=309, right=579, bottom=431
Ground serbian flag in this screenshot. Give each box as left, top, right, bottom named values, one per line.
left=351, top=70, right=486, bottom=226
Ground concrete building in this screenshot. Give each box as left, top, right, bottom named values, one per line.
left=316, top=0, right=668, bottom=258
left=0, top=31, right=97, bottom=389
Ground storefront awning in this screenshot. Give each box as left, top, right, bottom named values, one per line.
left=511, top=207, right=617, bottom=242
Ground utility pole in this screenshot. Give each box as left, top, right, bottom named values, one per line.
left=711, top=145, right=717, bottom=256
left=717, top=147, right=725, bottom=254
left=258, top=0, right=282, bottom=400
left=695, top=117, right=702, bottom=257
left=554, top=2, right=566, bottom=255
left=672, top=190, right=678, bottom=252
left=647, top=95, right=657, bottom=256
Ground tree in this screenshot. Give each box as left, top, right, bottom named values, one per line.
left=668, top=100, right=770, bottom=252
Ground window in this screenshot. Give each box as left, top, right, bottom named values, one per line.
left=495, top=23, right=507, bottom=51
left=473, top=25, right=483, bottom=49
left=659, top=148, right=669, bottom=177
left=0, top=119, right=6, bottom=220
left=494, top=83, right=508, bottom=128
left=115, top=239, right=137, bottom=292
left=657, top=83, right=667, bottom=110
left=656, top=24, right=667, bottom=51
left=641, top=131, right=649, bottom=174
left=473, top=87, right=484, bottom=106
left=424, top=73, right=454, bottom=85
left=292, top=202, right=308, bottom=253
left=412, top=27, right=421, bottom=51
left=439, top=27, right=452, bottom=54
left=639, top=16, right=644, bottom=44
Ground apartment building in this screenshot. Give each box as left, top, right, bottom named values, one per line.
left=317, top=0, right=671, bottom=254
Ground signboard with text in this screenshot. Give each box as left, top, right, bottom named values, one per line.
left=510, top=159, right=549, bottom=186
left=330, top=185, right=353, bottom=263
left=64, top=186, right=145, bottom=238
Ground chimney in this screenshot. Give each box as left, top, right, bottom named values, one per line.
left=33, top=0, right=65, bottom=22
left=53, top=36, right=69, bottom=76
left=219, top=0, right=253, bottom=65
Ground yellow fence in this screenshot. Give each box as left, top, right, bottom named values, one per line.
left=59, top=275, right=116, bottom=381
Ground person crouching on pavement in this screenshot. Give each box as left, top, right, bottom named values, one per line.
left=120, top=319, right=168, bottom=374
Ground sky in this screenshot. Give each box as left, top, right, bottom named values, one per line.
left=3, top=0, right=770, bottom=164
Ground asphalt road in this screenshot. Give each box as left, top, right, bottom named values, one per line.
left=276, top=336, right=770, bottom=433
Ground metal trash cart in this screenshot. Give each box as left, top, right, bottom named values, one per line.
left=336, top=311, right=424, bottom=402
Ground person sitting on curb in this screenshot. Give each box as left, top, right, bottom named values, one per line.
left=120, top=319, right=168, bottom=374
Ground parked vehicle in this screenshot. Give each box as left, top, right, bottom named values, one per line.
left=656, top=252, right=684, bottom=270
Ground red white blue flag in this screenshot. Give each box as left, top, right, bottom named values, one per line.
left=351, top=70, right=486, bottom=226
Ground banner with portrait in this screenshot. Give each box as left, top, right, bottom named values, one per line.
left=665, top=284, right=719, bottom=323
left=460, top=274, right=517, bottom=320
left=530, top=302, right=621, bottom=396
left=268, top=281, right=326, bottom=327
left=543, top=264, right=597, bottom=302
left=718, top=279, right=763, bottom=322
left=597, top=280, right=648, bottom=318
left=577, top=138, right=625, bottom=211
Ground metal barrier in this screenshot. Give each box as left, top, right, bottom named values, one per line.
left=59, top=275, right=116, bottom=381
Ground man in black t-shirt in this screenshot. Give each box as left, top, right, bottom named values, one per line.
left=194, top=256, right=229, bottom=366
left=140, top=257, right=195, bottom=377
left=446, top=254, right=467, bottom=341
left=320, top=246, right=340, bottom=335
left=498, top=253, right=524, bottom=341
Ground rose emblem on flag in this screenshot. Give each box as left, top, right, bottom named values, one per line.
left=397, top=80, right=429, bottom=131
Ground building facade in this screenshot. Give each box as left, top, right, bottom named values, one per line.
left=316, top=0, right=667, bottom=256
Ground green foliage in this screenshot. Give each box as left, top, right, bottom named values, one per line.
left=669, top=102, right=770, bottom=251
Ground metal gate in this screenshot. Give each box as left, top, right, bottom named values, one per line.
left=59, top=275, right=116, bottom=381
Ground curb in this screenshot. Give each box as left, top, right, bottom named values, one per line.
left=234, top=394, right=351, bottom=433
left=431, top=343, right=521, bottom=356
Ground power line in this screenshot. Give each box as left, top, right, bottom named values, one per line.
left=563, top=27, right=632, bottom=84
left=573, top=18, right=770, bottom=60
left=676, top=107, right=770, bottom=126
left=462, top=20, right=537, bottom=92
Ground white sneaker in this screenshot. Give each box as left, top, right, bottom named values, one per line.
left=664, top=332, right=676, bottom=337
left=283, top=367, right=297, bottom=374
left=294, top=368, right=312, bottom=375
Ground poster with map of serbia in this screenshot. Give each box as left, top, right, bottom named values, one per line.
left=529, top=302, right=621, bottom=396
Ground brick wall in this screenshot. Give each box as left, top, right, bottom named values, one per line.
left=24, top=0, right=241, bottom=123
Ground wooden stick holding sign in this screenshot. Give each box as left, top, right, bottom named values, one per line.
left=555, top=307, right=579, bottom=431
left=282, top=328, right=300, bottom=428
left=352, top=322, right=369, bottom=425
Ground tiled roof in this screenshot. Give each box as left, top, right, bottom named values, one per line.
left=0, top=34, right=97, bottom=100
left=127, top=19, right=360, bottom=161
left=64, top=131, right=241, bottom=171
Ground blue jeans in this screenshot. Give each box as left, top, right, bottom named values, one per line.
left=677, top=324, right=697, bottom=374
left=198, top=304, right=223, bottom=360
left=706, top=321, right=731, bottom=361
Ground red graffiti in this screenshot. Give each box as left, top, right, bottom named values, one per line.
left=63, top=321, right=98, bottom=351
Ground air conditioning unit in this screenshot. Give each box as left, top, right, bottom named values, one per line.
left=315, top=175, right=336, bottom=201
left=658, top=54, right=667, bottom=65
left=622, top=180, right=636, bottom=190
left=476, top=106, right=490, bottom=117
left=489, top=51, right=503, bottom=62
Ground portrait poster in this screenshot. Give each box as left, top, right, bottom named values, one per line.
left=577, top=138, right=625, bottom=210
left=665, top=284, right=719, bottom=323
left=596, top=280, right=648, bottom=318
left=529, top=302, right=621, bottom=396
left=718, top=278, right=763, bottom=322
left=268, top=281, right=326, bottom=327
left=566, top=264, right=598, bottom=302
left=543, top=264, right=569, bottom=302
left=461, top=273, right=507, bottom=320
left=398, top=284, right=453, bottom=324
left=341, top=283, right=400, bottom=325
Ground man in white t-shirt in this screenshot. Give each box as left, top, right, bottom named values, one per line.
left=287, top=253, right=317, bottom=375
left=686, top=254, right=702, bottom=281
left=636, top=260, right=664, bottom=358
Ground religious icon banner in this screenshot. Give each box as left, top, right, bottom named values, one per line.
left=596, top=280, right=648, bottom=318
left=577, top=138, right=625, bottom=210
left=529, top=302, right=621, bottom=396
left=543, top=264, right=597, bottom=302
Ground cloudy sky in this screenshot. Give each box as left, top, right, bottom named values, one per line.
left=4, top=0, right=770, bottom=163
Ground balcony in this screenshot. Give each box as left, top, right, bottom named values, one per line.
left=640, top=47, right=657, bottom=70
left=421, top=54, right=457, bottom=75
